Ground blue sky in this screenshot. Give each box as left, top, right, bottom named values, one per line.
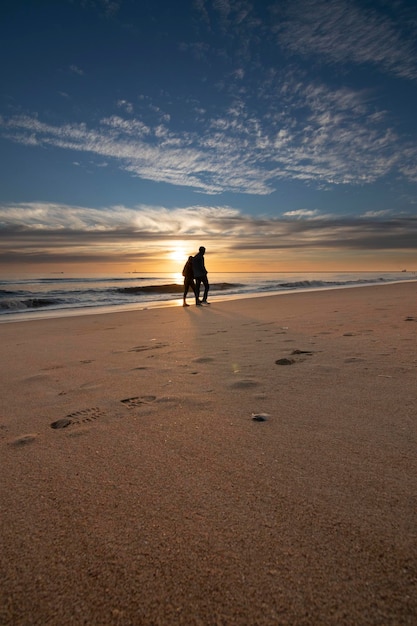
left=1, top=0, right=416, bottom=273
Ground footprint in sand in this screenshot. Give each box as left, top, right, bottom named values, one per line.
left=129, top=343, right=168, bottom=353
left=275, top=350, right=315, bottom=366
left=275, top=358, right=296, bottom=365
left=229, top=379, right=260, bottom=389
left=120, top=395, right=157, bottom=409
left=8, top=434, right=38, bottom=446
left=50, top=407, right=105, bottom=429
left=51, top=418, right=72, bottom=429
left=23, top=373, right=51, bottom=383
left=291, top=349, right=314, bottom=355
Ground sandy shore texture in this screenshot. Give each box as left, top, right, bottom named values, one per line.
left=1, top=282, right=417, bottom=626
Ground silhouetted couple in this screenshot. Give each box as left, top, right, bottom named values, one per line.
left=182, top=246, right=210, bottom=307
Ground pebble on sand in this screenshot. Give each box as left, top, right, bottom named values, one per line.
left=252, top=413, right=270, bottom=422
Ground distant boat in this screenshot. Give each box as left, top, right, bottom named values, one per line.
left=402, top=269, right=407, bottom=272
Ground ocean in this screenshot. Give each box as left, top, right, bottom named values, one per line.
left=0, top=271, right=415, bottom=322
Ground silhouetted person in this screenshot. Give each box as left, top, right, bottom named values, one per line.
left=182, top=256, right=201, bottom=306
left=192, top=246, right=209, bottom=303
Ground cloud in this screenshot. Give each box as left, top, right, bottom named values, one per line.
left=0, top=2, right=415, bottom=198
left=272, top=0, right=417, bottom=81
left=193, top=0, right=417, bottom=84
left=100, top=0, right=121, bottom=16
left=283, top=209, right=320, bottom=219
left=3, top=0, right=417, bottom=198
left=69, top=64, right=84, bottom=76
left=1, top=202, right=416, bottom=266
left=361, top=210, right=392, bottom=218
left=2, top=69, right=416, bottom=195
left=0, top=113, right=275, bottom=194
left=116, top=99, right=133, bottom=114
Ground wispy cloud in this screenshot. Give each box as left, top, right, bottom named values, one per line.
left=2, top=1, right=417, bottom=196
left=273, top=0, right=417, bottom=81
left=193, top=0, right=417, bottom=82
left=283, top=209, right=321, bottom=219
left=361, top=210, right=392, bottom=218
left=1, top=202, right=415, bottom=265
left=69, top=64, right=84, bottom=76
left=116, top=99, right=133, bottom=114
left=1, top=70, right=416, bottom=195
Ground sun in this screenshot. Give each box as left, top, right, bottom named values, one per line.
left=168, top=245, right=188, bottom=264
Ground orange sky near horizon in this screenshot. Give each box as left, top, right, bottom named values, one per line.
left=1, top=246, right=415, bottom=278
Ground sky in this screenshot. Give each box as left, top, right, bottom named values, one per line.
left=1, top=0, right=417, bottom=275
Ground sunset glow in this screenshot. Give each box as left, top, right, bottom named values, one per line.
left=0, top=1, right=416, bottom=275
left=168, top=244, right=189, bottom=265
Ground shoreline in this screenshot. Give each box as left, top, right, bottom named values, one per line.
left=1, top=281, right=417, bottom=625
left=1, top=277, right=416, bottom=324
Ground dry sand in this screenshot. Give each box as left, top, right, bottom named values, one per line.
left=1, top=282, right=417, bottom=625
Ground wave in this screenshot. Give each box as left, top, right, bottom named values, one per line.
left=0, top=289, right=22, bottom=296
left=0, top=273, right=415, bottom=317
left=116, top=282, right=240, bottom=295
left=0, top=297, right=64, bottom=311
left=0, top=276, right=155, bottom=287
left=259, top=277, right=387, bottom=291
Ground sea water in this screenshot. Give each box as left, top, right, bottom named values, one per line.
left=0, top=271, right=415, bottom=322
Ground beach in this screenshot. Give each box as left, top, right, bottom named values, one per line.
left=1, top=281, right=416, bottom=625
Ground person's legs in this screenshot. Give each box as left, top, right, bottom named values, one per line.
left=190, top=279, right=200, bottom=305
left=195, top=277, right=202, bottom=301
left=201, top=276, right=209, bottom=302
left=183, top=278, right=191, bottom=306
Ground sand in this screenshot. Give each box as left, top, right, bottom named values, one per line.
left=1, top=282, right=416, bottom=625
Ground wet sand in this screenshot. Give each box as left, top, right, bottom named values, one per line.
left=1, top=282, right=417, bottom=625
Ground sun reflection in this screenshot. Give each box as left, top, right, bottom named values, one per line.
left=172, top=271, right=184, bottom=285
